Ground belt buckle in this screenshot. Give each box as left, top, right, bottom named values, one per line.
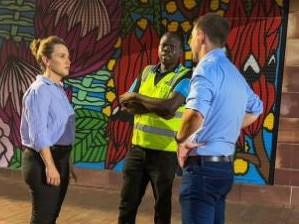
left=207, top=155, right=233, bottom=162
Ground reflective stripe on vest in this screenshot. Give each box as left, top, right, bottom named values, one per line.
left=132, top=64, right=190, bottom=152
left=134, top=124, right=175, bottom=137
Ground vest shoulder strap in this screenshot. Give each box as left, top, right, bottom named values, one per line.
left=141, top=65, right=154, bottom=82
left=168, top=66, right=191, bottom=87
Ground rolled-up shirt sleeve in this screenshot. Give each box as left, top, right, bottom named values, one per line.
left=185, top=67, right=215, bottom=118
left=173, top=78, right=190, bottom=98
left=26, top=87, right=52, bottom=151
left=245, top=85, right=263, bottom=115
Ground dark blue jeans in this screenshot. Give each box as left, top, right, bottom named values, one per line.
left=179, top=160, right=234, bottom=224
left=118, top=145, right=178, bottom=224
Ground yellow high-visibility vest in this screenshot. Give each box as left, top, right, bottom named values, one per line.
left=132, top=64, right=190, bottom=152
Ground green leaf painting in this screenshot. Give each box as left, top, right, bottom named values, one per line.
left=72, top=109, right=108, bottom=164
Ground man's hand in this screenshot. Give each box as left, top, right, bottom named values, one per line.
left=177, top=141, right=202, bottom=168
left=120, top=101, right=148, bottom=114
left=119, top=92, right=146, bottom=114
left=119, top=92, right=136, bottom=104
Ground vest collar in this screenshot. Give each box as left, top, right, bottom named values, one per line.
left=154, top=63, right=182, bottom=75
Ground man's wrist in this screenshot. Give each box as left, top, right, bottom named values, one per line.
left=175, top=135, right=184, bottom=144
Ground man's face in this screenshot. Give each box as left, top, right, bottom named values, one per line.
left=158, top=35, right=182, bottom=66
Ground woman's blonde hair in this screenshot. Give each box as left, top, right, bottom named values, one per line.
left=30, top=36, right=66, bottom=72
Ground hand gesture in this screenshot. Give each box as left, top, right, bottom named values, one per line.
left=177, top=141, right=202, bottom=168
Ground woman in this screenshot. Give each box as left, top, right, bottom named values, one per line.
left=20, top=36, right=75, bottom=224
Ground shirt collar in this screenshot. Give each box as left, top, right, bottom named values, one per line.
left=152, top=63, right=182, bottom=74
left=36, top=75, right=64, bottom=87
left=201, top=48, right=226, bottom=62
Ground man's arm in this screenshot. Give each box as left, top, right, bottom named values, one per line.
left=243, top=84, right=263, bottom=128
left=120, top=101, right=149, bottom=115
left=175, top=108, right=204, bottom=143
left=120, top=91, right=185, bottom=118
left=242, top=113, right=260, bottom=128
left=175, top=108, right=203, bottom=168
left=120, top=69, right=152, bottom=115
left=120, top=74, right=190, bottom=118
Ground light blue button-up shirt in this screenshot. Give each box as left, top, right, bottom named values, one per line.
left=186, top=49, right=263, bottom=156
left=20, top=75, right=75, bottom=152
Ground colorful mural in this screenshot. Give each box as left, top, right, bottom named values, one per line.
left=0, top=0, right=288, bottom=185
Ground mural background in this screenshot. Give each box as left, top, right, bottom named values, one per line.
left=0, top=0, right=288, bottom=185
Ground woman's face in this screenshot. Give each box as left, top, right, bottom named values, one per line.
left=47, top=44, right=71, bottom=78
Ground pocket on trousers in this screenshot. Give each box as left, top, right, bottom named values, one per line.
left=202, top=175, right=233, bottom=197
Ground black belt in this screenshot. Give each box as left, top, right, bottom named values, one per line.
left=186, top=155, right=234, bottom=165
left=25, top=145, right=72, bottom=153
left=51, top=145, right=72, bottom=151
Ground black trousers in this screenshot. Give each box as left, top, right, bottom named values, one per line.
left=118, top=146, right=178, bottom=224
left=22, top=146, right=71, bottom=224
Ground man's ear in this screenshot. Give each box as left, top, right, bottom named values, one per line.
left=198, top=31, right=205, bottom=44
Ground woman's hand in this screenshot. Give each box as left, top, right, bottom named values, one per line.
left=45, top=165, right=61, bottom=186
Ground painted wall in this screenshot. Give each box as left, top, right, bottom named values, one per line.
left=0, top=0, right=288, bottom=185
left=274, top=1, right=299, bottom=186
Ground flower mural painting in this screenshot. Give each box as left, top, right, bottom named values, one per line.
left=113, top=25, right=159, bottom=97
left=224, top=0, right=282, bottom=183
left=106, top=25, right=160, bottom=169
left=0, top=0, right=288, bottom=185
left=236, top=75, right=276, bottom=183
left=32, top=0, right=123, bottom=168
left=0, top=39, right=38, bottom=147
left=226, top=0, right=282, bottom=76
left=0, top=40, right=38, bottom=115
left=0, top=117, right=14, bottom=167
left=34, top=0, right=123, bottom=78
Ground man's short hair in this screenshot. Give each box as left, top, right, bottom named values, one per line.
left=161, top=31, right=184, bottom=49
left=193, top=13, right=230, bottom=47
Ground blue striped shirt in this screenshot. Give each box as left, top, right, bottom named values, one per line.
left=20, top=75, right=75, bottom=152
left=186, top=49, right=263, bottom=156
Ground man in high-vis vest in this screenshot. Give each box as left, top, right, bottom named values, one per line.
left=118, top=32, right=191, bottom=224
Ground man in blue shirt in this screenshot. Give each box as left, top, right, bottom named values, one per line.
left=175, top=13, right=263, bottom=224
